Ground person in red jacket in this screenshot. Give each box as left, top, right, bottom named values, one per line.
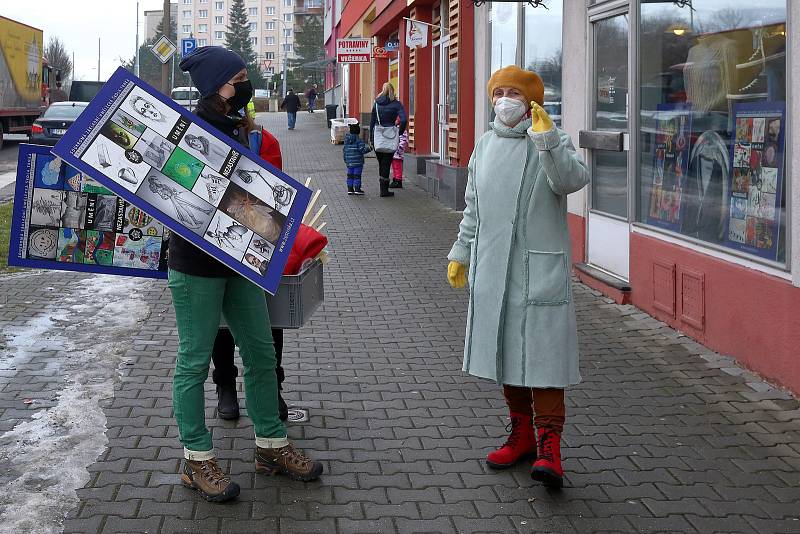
left=212, top=127, right=291, bottom=422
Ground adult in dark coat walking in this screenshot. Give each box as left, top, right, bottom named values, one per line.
left=280, top=88, right=301, bottom=130
left=370, top=83, right=407, bottom=197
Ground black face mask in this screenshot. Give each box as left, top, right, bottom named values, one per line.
left=225, top=80, right=253, bottom=113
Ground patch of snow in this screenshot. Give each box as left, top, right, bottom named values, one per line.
left=0, top=275, right=151, bottom=534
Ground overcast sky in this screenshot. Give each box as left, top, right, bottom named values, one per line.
left=3, top=0, right=163, bottom=81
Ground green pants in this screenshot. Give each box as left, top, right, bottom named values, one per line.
left=168, top=269, right=285, bottom=453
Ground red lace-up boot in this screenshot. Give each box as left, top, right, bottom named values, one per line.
left=486, top=412, right=537, bottom=469
left=530, top=428, right=563, bottom=488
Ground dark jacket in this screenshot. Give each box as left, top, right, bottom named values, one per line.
left=280, top=93, right=301, bottom=113
left=370, top=95, right=407, bottom=138
left=343, top=133, right=372, bottom=167
left=167, top=103, right=246, bottom=277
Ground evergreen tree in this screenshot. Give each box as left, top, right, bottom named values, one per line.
left=225, top=0, right=264, bottom=89
left=287, top=15, right=324, bottom=89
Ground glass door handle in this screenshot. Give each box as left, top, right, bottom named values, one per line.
left=578, top=130, right=625, bottom=151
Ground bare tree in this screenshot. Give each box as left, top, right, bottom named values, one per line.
left=44, top=36, right=73, bottom=81
left=710, top=7, right=745, bottom=31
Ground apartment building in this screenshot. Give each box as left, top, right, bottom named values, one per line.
left=175, top=0, right=320, bottom=79
left=143, top=3, right=178, bottom=41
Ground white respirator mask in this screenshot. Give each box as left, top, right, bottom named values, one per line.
left=493, top=97, right=528, bottom=126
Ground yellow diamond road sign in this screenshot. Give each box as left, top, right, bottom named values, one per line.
left=151, top=35, right=176, bottom=64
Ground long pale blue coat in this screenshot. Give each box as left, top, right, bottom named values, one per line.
left=448, top=119, right=589, bottom=388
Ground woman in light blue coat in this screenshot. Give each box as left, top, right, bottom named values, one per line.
left=447, top=65, right=588, bottom=488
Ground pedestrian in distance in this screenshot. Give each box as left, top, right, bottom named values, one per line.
left=172, top=46, right=322, bottom=504
left=280, top=88, right=301, bottom=130
left=343, top=123, right=370, bottom=195
left=447, top=65, right=589, bottom=489
left=390, top=128, right=408, bottom=189
left=306, top=84, right=317, bottom=113
left=370, top=82, right=407, bottom=198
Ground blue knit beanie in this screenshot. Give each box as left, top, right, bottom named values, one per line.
left=179, top=46, right=246, bottom=97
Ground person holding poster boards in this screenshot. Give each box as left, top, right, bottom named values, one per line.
left=169, top=46, right=322, bottom=503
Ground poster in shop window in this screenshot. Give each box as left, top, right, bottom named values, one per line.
left=724, top=101, right=785, bottom=260
left=8, top=143, right=170, bottom=278
left=647, top=104, right=692, bottom=231
left=51, top=67, right=311, bottom=294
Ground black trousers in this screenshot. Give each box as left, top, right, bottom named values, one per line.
left=376, top=151, right=394, bottom=180
left=211, top=327, right=284, bottom=388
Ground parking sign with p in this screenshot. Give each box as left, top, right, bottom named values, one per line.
left=181, top=38, right=197, bottom=57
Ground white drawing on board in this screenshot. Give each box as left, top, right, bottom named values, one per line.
left=129, top=95, right=166, bottom=123
left=147, top=173, right=215, bottom=229
left=234, top=167, right=294, bottom=208
left=97, top=144, right=112, bottom=168
left=118, top=167, right=138, bottom=184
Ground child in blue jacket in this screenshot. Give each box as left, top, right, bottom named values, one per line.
left=343, top=124, right=371, bottom=195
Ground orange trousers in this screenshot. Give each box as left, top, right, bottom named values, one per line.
left=503, top=385, right=565, bottom=432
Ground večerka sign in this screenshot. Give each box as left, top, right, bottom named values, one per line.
left=337, top=38, right=371, bottom=63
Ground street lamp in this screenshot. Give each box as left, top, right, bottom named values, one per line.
left=273, top=17, right=289, bottom=97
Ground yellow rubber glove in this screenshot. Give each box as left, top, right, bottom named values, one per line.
left=530, top=101, right=554, bottom=133
left=447, top=260, right=467, bottom=289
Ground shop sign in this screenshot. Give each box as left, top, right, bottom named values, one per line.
left=385, top=39, right=400, bottom=52
left=372, top=46, right=389, bottom=59
left=337, top=38, right=371, bottom=63
left=406, top=21, right=428, bottom=48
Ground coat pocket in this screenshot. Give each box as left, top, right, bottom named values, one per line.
left=525, top=250, right=570, bottom=305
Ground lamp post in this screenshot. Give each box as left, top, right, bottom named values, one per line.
left=273, top=17, right=289, bottom=97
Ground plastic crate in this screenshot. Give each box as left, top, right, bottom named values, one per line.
left=265, top=259, right=324, bottom=329
left=330, top=117, right=358, bottom=144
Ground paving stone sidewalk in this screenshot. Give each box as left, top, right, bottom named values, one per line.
left=3, top=111, right=800, bottom=533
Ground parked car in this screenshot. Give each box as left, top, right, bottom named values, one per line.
left=68, top=81, right=105, bottom=102
left=30, top=101, right=88, bottom=146
left=171, top=86, right=200, bottom=112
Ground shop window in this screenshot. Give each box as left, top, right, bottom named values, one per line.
left=490, top=2, right=518, bottom=72
left=637, top=1, right=787, bottom=265
left=524, top=1, right=563, bottom=127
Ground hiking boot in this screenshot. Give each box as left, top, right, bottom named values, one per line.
left=278, top=392, right=289, bottom=421
left=389, top=179, right=403, bottom=188
left=255, top=443, right=323, bottom=482
left=352, top=187, right=365, bottom=196
left=486, top=412, right=537, bottom=469
left=181, top=458, right=240, bottom=503
left=216, top=383, right=240, bottom=420
left=530, top=428, right=564, bottom=488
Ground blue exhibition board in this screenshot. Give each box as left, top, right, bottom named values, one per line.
left=9, top=143, right=169, bottom=278
left=52, top=67, right=311, bottom=294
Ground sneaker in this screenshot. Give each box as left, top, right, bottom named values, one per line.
left=255, top=443, right=323, bottom=482
left=181, top=458, right=240, bottom=502
left=388, top=179, right=403, bottom=189
left=347, top=186, right=355, bottom=195
left=352, top=188, right=365, bottom=196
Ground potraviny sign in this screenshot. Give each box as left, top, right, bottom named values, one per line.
left=336, top=38, right=371, bottom=63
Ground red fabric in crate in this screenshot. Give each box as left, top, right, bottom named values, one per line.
left=284, top=224, right=328, bottom=275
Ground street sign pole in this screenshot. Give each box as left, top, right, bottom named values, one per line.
left=161, top=0, right=170, bottom=95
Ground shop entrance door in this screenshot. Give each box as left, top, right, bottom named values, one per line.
left=432, top=36, right=449, bottom=161
left=585, top=11, right=630, bottom=280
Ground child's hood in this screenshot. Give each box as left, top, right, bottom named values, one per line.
left=344, top=133, right=360, bottom=144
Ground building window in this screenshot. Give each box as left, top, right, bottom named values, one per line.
left=183, top=9, right=192, bottom=18
left=182, top=24, right=191, bottom=33
left=283, top=43, right=292, bottom=52
left=637, top=0, right=788, bottom=264
left=214, top=16, right=223, bottom=24
left=283, top=28, right=292, bottom=38
left=251, top=37, right=258, bottom=46
left=267, top=67, right=275, bottom=74
left=265, top=52, right=275, bottom=59
left=249, top=7, right=258, bottom=16
left=199, top=24, right=208, bottom=32
left=284, top=0, right=292, bottom=7
left=215, top=1, right=223, bottom=9
left=266, top=7, right=275, bottom=15
left=523, top=2, right=562, bottom=126
left=283, top=13, right=292, bottom=22
left=200, top=0, right=207, bottom=3
left=490, top=3, right=517, bottom=71
left=215, top=31, right=225, bottom=39
left=199, top=38, right=208, bottom=45
left=199, top=9, right=208, bottom=17
left=249, top=22, right=257, bottom=32
left=266, top=22, right=275, bottom=30
left=182, top=0, right=192, bottom=4
left=266, top=36, right=276, bottom=45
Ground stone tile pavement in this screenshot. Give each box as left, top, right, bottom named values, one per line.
left=2, top=111, right=800, bottom=533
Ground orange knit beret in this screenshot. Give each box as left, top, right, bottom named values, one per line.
left=487, top=65, right=544, bottom=106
